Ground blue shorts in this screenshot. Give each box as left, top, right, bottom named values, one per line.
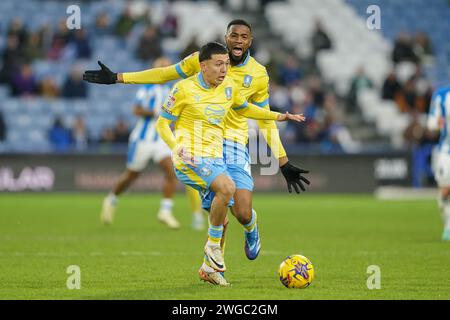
left=201, top=140, right=254, bottom=210
left=223, top=139, right=254, bottom=191
left=174, top=157, right=234, bottom=210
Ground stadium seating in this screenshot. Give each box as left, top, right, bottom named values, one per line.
left=265, top=0, right=443, bottom=146
left=0, top=0, right=231, bottom=152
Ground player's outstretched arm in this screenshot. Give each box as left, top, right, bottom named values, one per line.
left=155, top=117, right=177, bottom=150
left=234, top=102, right=305, bottom=122
left=83, top=60, right=183, bottom=85
left=83, top=60, right=182, bottom=85
left=84, top=53, right=200, bottom=85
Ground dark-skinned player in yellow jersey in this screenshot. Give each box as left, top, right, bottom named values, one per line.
left=83, top=19, right=310, bottom=285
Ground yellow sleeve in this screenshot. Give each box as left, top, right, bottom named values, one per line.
left=251, top=72, right=287, bottom=159
left=123, top=65, right=181, bottom=84
left=233, top=102, right=279, bottom=120
left=156, top=84, right=186, bottom=149
left=256, top=107, right=287, bottom=159
left=232, top=82, right=279, bottom=120
left=156, top=117, right=176, bottom=150
left=122, top=52, right=200, bottom=84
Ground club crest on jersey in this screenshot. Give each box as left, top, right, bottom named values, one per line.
left=225, top=87, right=232, bottom=100
left=243, top=75, right=253, bottom=88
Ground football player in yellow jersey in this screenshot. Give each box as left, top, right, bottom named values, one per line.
left=154, top=42, right=304, bottom=285
left=83, top=19, right=309, bottom=265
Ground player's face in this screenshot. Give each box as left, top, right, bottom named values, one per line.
left=201, top=54, right=230, bottom=87
left=225, top=25, right=253, bottom=62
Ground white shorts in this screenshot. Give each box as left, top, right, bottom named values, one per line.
left=433, top=152, right=450, bottom=187
left=126, top=138, right=172, bottom=172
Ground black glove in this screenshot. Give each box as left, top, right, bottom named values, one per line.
left=83, top=61, right=117, bottom=84
left=280, top=161, right=310, bottom=194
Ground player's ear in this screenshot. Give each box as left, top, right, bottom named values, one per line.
left=199, top=61, right=207, bottom=73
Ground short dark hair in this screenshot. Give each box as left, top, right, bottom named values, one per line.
left=227, top=19, right=252, bottom=32
left=199, top=42, right=228, bottom=62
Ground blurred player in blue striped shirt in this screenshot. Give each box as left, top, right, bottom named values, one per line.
left=427, top=85, right=450, bottom=241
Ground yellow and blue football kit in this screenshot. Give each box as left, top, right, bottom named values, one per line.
left=124, top=51, right=285, bottom=192
left=155, top=72, right=280, bottom=209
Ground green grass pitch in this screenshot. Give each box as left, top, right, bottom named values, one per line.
left=0, top=193, right=449, bottom=300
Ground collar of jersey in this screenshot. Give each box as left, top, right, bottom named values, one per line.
left=235, top=51, right=250, bottom=68
left=197, top=72, right=211, bottom=89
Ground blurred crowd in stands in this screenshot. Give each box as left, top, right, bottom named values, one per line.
left=0, top=0, right=442, bottom=153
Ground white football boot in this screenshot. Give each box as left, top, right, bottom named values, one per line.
left=101, top=196, right=116, bottom=225
left=157, top=210, right=181, bottom=229
left=204, top=243, right=226, bottom=272
left=198, top=263, right=230, bottom=286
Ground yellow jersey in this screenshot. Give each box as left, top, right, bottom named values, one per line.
left=159, top=72, right=279, bottom=159
left=123, top=51, right=287, bottom=158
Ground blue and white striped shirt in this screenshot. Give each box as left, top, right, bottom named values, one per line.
left=428, top=86, right=450, bottom=154
left=129, top=84, right=171, bottom=143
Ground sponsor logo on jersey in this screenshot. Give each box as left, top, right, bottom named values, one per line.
left=165, top=94, right=176, bottom=109
left=205, top=104, right=225, bottom=125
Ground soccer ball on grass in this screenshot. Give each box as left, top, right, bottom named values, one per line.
left=278, top=254, right=314, bottom=289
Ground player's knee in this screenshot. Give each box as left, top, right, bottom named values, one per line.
left=219, top=180, right=236, bottom=199
left=233, top=204, right=252, bottom=223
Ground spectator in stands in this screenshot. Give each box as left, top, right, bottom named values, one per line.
left=160, top=4, right=178, bottom=38
left=113, top=118, right=130, bottom=143
left=403, top=110, right=426, bottom=148
left=38, top=24, right=53, bottom=51
left=114, top=6, right=136, bottom=38
left=347, top=66, right=373, bottom=112
left=392, top=32, right=419, bottom=65
left=0, top=35, right=23, bottom=85
left=94, top=12, right=112, bottom=36
left=308, top=75, right=325, bottom=107
left=48, top=20, right=72, bottom=60
left=7, top=18, right=28, bottom=49
left=381, top=71, right=401, bottom=100
left=395, top=78, right=427, bottom=113
left=269, top=82, right=292, bottom=112
left=38, top=76, right=60, bottom=99
left=99, top=127, right=115, bottom=145
left=0, top=110, right=6, bottom=142
left=48, top=117, right=73, bottom=152
left=136, top=25, right=163, bottom=62
left=70, top=29, right=92, bottom=59
left=23, top=32, right=44, bottom=62
left=72, top=115, right=88, bottom=151
left=414, top=31, right=433, bottom=64
left=311, top=18, right=332, bottom=65
left=180, top=36, right=200, bottom=60
left=62, top=66, right=88, bottom=99
left=279, top=55, right=303, bottom=87
left=11, top=64, right=37, bottom=97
